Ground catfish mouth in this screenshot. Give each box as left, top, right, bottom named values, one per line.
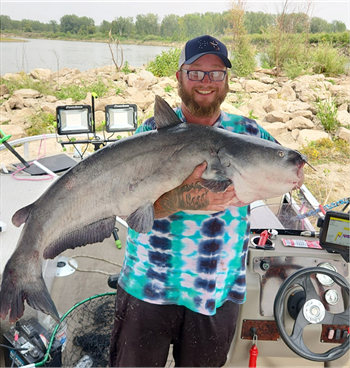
left=292, top=161, right=305, bottom=189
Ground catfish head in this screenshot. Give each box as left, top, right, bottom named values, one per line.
left=216, top=134, right=306, bottom=206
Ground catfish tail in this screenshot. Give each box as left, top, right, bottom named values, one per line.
left=0, top=259, right=60, bottom=323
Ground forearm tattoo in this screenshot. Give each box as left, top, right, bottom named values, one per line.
left=157, top=183, right=209, bottom=215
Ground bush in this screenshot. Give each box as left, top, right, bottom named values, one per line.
left=146, top=48, right=181, bottom=77
left=26, top=111, right=56, bottom=135
left=309, top=42, right=349, bottom=75
left=230, top=38, right=257, bottom=77
left=314, top=97, right=339, bottom=134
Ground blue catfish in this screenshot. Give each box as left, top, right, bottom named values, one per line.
left=0, top=96, right=306, bottom=322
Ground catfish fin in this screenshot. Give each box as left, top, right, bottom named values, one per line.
left=0, top=261, right=60, bottom=323
left=126, top=203, right=155, bottom=233
left=43, top=216, right=116, bottom=259
left=154, top=95, right=183, bottom=129
left=201, top=178, right=233, bottom=193
left=12, top=203, right=34, bottom=227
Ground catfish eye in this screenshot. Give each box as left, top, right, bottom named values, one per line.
left=278, top=150, right=285, bottom=158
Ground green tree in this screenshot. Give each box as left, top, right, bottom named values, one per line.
left=160, top=14, right=181, bottom=40
left=99, top=20, right=112, bottom=35
left=135, top=13, right=159, bottom=36
left=244, top=11, right=274, bottom=34
left=0, top=15, right=13, bottom=30
left=60, top=14, right=81, bottom=33
left=227, top=0, right=257, bottom=77
left=111, top=17, right=134, bottom=37
left=310, top=17, right=331, bottom=33
left=48, top=20, right=59, bottom=33
left=331, top=20, right=346, bottom=33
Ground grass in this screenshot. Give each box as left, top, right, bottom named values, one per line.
left=299, top=137, right=350, bottom=207
left=299, top=137, right=349, bottom=165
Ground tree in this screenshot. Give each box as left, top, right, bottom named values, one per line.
left=111, top=17, right=134, bottom=38
left=310, top=17, right=331, bottom=33
left=160, top=14, right=181, bottom=40
left=244, top=11, right=274, bottom=34
left=60, top=14, right=81, bottom=33
left=261, top=0, right=313, bottom=74
left=227, top=0, right=257, bottom=76
left=48, top=20, right=59, bottom=33
left=331, top=20, right=346, bottom=33
left=0, top=15, right=13, bottom=30
left=135, top=13, right=159, bottom=36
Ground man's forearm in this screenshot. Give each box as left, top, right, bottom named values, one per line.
left=154, top=183, right=210, bottom=218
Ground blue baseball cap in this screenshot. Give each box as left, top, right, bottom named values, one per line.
left=178, top=35, right=232, bottom=69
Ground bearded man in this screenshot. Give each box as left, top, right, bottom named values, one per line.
left=109, top=35, right=277, bottom=368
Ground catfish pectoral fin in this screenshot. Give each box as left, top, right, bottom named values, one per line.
left=0, top=268, right=59, bottom=323
left=126, top=203, right=155, bottom=233
left=43, top=216, right=116, bottom=259
left=201, top=178, right=232, bottom=193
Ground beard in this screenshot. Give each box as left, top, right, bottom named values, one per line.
left=178, top=76, right=229, bottom=118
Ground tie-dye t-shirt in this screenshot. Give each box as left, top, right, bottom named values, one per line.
left=118, top=108, right=276, bottom=316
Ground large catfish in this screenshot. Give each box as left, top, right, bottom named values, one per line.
left=0, top=96, right=306, bottom=323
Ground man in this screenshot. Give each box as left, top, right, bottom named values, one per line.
left=109, top=35, right=277, bottom=367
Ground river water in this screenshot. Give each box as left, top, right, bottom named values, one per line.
left=1, top=38, right=172, bottom=75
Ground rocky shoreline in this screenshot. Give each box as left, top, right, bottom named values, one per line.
left=0, top=65, right=349, bottom=150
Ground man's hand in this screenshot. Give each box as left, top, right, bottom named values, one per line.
left=154, top=162, right=239, bottom=218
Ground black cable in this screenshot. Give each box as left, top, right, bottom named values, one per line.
left=0, top=344, right=27, bottom=351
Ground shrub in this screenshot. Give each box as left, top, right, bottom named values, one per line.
left=309, top=42, right=349, bottom=75
left=314, top=97, right=339, bottom=134
left=146, top=48, right=181, bottom=77
left=26, top=111, right=56, bottom=136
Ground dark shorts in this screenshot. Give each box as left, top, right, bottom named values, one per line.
left=109, top=287, right=240, bottom=367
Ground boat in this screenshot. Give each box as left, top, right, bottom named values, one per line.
left=0, top=132, right=349, bottom=368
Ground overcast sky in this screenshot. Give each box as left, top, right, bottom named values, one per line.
left=1, top=1, right=349, bottom=29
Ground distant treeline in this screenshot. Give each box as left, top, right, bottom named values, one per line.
left=0, top=11, right=348, bottom=42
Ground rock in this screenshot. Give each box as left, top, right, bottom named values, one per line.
left=242, top=80, right=272, bottom=93
left=287, top=101, right=313, bottom=113
left=289, top=110, right=313, bottom=120
left=265, top=111, right=290, bottom=123
left=279, top=84, right=296, bottom=101
left=260, top=76, right=275, bottom=84
left=221, top=102, right=244, bottom=116
left=335, top=127, right=350, bottom=143
left=0, top=84, right=10, bottom=96
left=296, top=129, right=330, bottom=146
left=30, top=68, right=52, bottom=81
left=7, top=95, right=25, bottom=110
left=286, top=116, right=314, bottom=130
left=262, top=99, right=288, bottom=113
left=0, top=124, right=27, bottom=140
left=125, top=70, right=157, bottom=90
left=336, top=110, right=350, bottom=127
left=262, top=122, right=288, bottom=137
left=13, top=89, right=41, bottom=99
left=2, top=73, right=24, bottom=82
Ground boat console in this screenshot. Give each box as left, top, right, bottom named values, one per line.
left=225, top=202, right=349, bottom=367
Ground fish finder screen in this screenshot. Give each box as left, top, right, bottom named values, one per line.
left=319, top=211, right=350, bottom=262
left=325, top=215, right=350, bottom=247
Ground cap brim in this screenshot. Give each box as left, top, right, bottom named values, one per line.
left=183, top=52, right=232, bottom=68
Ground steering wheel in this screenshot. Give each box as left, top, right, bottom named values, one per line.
left=274, top=267, right=349, bottom=362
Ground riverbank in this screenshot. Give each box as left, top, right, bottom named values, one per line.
left=0, top=32, right=182, bottom=47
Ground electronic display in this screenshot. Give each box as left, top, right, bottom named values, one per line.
left=319, top=211, right=349, bottom=262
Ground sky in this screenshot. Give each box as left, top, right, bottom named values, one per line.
left=1, top=0, right=349, bottom=29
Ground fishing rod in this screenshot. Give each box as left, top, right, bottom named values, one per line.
left=295, top=197, right=350, bottom=219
